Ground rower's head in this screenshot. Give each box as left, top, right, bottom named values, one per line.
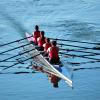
left=40, top=31, right=45, bottom=37
left=45, top=38, right=50, bottom=43
left=35, top=25, right=39, bottom=31
left=51, top=41, right=57, bottom=46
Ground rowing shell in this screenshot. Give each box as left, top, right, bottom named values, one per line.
left=25, top=32, right=72, bottom=87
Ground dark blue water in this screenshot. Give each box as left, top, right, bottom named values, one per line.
left=0, top=0, right=100, bottom=100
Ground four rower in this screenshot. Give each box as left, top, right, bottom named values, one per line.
left=33, top=25, right=60, bottom=64
left=32, top=25, right=61, bottom=88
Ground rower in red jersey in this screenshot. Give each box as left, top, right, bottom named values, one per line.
left=37, top=31, right=46, bottom=51
left=33, top=25, right=40, bottom=45
left=47, top=41, right=59, bottom=64
left=43, top=38, right=51, bottom=56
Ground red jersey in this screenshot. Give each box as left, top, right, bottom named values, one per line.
left=43, top=43, right=51, bottom=52
left=48, top=46, right=59, bottom=59
left=37, top=37, right=46, bottom=47
left=33, top=31, right=40, bottom=43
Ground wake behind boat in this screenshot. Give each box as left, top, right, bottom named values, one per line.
left=25, top=32, right=72, bottom=87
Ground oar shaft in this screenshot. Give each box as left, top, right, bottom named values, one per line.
left=67, top=60, right=100, bottom=65
left=73, top=66, right=100, bottom=71
left=0, top=35, right=33, bottom=47
left=60, top=48, right=100, bottom=55
left=50, top=38, right=100, bottom=45
left=0, top=43, right=30, bottom=55
left=0, top=48, right=35, bottom=62
left=58, top=43, right=94, bottom=50
left=1, top=53, right=40, bottom=71
left=60, top=52, right=100, bottom=61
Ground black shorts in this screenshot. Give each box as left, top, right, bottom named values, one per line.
left=49, top=57, right=60, bottom=64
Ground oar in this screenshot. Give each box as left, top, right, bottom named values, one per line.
left=0, top=48, right=35, bottom=62
left=0, top=43, right=31, bottom=55
left=60, top=53, right=98, bottom=57
left=58, top=43, right=99, bottom=51
left=0, top=53, right=16, bottom=56
left=80, top=54, right=99, bottom=57
left=73, top=66, right=100, bottom=71
left=0, top=60, right=18, bottom=63
left=0, top=53, right=41, bottom=71
left=59, top=48, right=100, bottom=56
left=0, top=35, right=33, bottom=47
left=50, top=37, right=100, bottom=45
left=0, top=71, right=37, bottom=74
left=66, top=60, right=100, bottom=66
left=59, top=52, right=100, bottom=61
